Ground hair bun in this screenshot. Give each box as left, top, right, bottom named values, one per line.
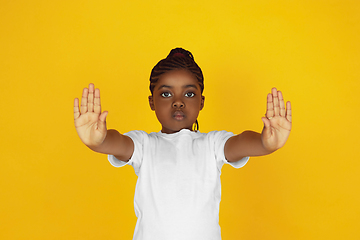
left=172, top=52, right=186, bottom=58
left=168, top=47, right=194, bottom=60
left=150, top=47, right=204, bottom=96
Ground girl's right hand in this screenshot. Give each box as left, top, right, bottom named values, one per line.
left=73, top=83, right=108, bottom=148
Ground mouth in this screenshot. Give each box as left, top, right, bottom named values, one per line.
left=173, top=110, right=185, bottom=121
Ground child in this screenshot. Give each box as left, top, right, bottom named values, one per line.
left=73, top=48, right=292, bottom=240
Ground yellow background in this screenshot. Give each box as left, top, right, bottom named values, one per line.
left=1, top=0, right=359, bottom=239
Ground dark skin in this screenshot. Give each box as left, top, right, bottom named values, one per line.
left=74, top=72, right=291, bottom=162
left=148, top=69, right=204, bottom=134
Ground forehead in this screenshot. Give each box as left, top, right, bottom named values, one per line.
left=155, top=69, right=199, bottom=90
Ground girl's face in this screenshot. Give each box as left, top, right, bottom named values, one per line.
left=149, top=69, right=205, bottom=134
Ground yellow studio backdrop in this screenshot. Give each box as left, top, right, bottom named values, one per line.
left=1, top=1, right=359, bottom=239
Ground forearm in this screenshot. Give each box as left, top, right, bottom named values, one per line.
left=224, top=130, right=274, bottom=162
left=88, top=129, right=133, bottom=161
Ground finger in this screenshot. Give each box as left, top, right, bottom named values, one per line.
left=278, top=91, right=286, bottom=117
left=74, top=98, right=81, bottom=119
left=80, top=88, right=88, bottom=114
left=88, top=83, right=94, bottom=112
left=286, top=101, right=292, bottom=123
left=94, top=88, right=101, bottom=114
left=266, top=93, right=274, bottom=119
left=272, top=87, right=280, bottom=116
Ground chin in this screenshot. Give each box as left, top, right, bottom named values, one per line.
left=162, top=125, right=191, bottom=134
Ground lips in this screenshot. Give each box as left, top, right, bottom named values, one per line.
left=173, top=110, right=185, bottom=120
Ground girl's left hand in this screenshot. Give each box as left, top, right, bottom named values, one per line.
left=261, top=88, right=292, bottom=152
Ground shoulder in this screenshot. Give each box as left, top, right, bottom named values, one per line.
left=124, top=130, right=148, bottom=135
left=124, top=130, right=150, bottom=142
left=124, top=130, right=169, bottom=143
left=189, top=131, right=234, bottom=149
left=203, top=130, right=235, bottom=142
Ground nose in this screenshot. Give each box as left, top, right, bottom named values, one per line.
left=172, top=99, right=185, bottom=108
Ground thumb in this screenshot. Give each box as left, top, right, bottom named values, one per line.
left=261, top=117, right=271, bottom=140
left=99, top=111, right=108, bottom=123
left=261, top=117, right=271, bottom=129
left=261, top=117, right=272, bottom=139
left=97, top=111, right=108, bottom=131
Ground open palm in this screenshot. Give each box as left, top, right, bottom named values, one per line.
left=74, top=83, right=108, bottom=147
left=261, top=88, right=292, bottom=152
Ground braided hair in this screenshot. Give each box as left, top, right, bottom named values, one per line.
left=149, top=48, right=204, bottom=94
left=149, top=48, right=204, bottom=131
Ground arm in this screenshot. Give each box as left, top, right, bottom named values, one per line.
left=74, top=83, right=133, bottom=161
left=89, top=129, right=134, bottom=161
left=225, top=88, right=292, bottom=162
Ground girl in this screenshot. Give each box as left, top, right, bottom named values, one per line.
left=73, top=48, right=292, bottom=240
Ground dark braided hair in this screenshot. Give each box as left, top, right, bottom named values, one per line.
left=149, top=48, right=204, bottom=95
left=149, top=48, right=204, bottom=131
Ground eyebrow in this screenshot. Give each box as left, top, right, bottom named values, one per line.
left=157, top=84, right=198, bottom=90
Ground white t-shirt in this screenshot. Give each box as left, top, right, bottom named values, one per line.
left=108, top=129, right=249, bottom=240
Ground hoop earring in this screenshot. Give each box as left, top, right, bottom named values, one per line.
left=193, top=119, right=199, bottom=132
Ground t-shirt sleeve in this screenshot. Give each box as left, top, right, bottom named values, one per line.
left=212, top=130, right=250, bottom=169
left=107, top=130, right=146, bottom=175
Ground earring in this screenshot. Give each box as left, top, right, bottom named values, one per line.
left=193, top=120, right=199, bottom=132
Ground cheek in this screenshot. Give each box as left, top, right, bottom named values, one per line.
left=192, top=97, right=203, bottom=107
left=153, top=99, right=172, bottom=116
left=154, top=99, right=168, bottom=109
left=186, top=100, right=203, bottom=113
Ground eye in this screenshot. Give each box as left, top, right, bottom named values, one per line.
left=185, top=92, right=195, bottom=98
left=161, top=92, right=172, bottom=98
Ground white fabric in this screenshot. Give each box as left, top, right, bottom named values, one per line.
left=108, top=129, right=249, bottom=240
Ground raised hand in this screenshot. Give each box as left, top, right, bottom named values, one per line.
left=261, top=87, right=292, bottom=152
left=74, top=83, right=108, bottom=148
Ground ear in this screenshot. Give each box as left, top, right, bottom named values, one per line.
left=149, top=95, right=155, bottom=111
left=200, top=95, right=205, bottom=110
